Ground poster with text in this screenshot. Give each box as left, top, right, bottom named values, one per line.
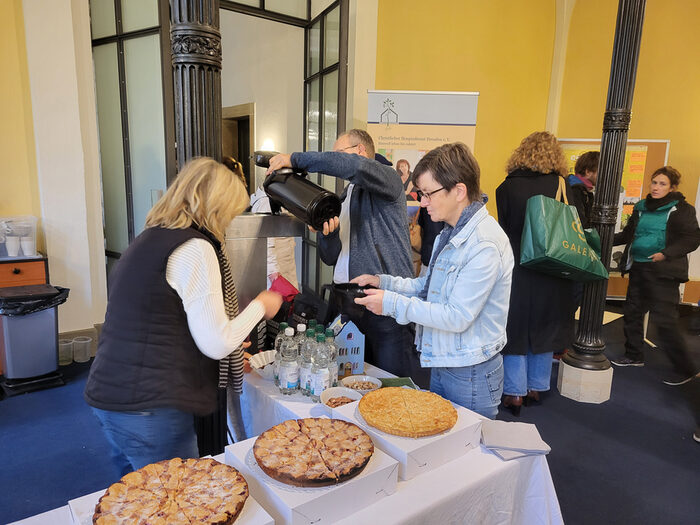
left=368, top=90, right=479, bottom=220
left=560, top=143, right=648, bottom=230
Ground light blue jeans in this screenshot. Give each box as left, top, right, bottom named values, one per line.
left=92, top=407, right=199, bottom=476
left=502, top=352, right=554, bottom=397
left=429, top=353, right=504, bottom=419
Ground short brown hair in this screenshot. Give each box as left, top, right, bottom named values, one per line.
left=339, top=129, right=376, bottom=158
left=412, top=142, right=481, bottom=202
left=575, top=151, right=600, bottom=176
left=652, top=166, right=681, bottom=187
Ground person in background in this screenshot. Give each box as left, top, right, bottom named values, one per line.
left=397, top=158, right=417, bottom=199
left=266, top=129, right=429, bottom=388
left=496, top=131, right=576, bottom=415
left=610, top=166, right=700, bottom=379
left=352, top=142, right=513, bottom=418
left=568, top=150, right=600, bottom=228
left=85, top=157, right=283, bottom=475
left=416, top=206, right=445, bottom=277
left=610, top=166, right=700, bottom=443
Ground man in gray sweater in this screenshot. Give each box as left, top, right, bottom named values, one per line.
left=268, top=129, right=429, bottom=387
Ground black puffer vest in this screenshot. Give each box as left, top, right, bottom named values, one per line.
left=85, top=227, right=220, bottom=416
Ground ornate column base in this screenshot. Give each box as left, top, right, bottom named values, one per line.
left=562, top=346, right=611, bottom=371
left=557, top=361, right=613, bottom=404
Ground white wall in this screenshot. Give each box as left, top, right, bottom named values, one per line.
left=22, top=0, right=107, bottom=332
left=220, top=11, right=304, bottom=189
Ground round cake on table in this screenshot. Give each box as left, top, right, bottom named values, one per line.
left=253, top=418, right=374, bottom=487
left=358, top=387, right=458, bottom=438
left=92, top=457, right=248, bottom=525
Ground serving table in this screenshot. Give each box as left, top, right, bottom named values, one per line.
left=11, top=363, right=563, bottom=525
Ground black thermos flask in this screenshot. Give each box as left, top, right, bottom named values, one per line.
left=254, top=151, right=341, bottom=231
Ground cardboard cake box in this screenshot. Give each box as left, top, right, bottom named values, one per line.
left=332, top=401, right=482, bottom=480
left=225, top=435, right=399, bottom=525
left=68, top=455, right=274, bottom=525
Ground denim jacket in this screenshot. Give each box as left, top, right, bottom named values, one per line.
left=380, top=206, right=514, bottom=368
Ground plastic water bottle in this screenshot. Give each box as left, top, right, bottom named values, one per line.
left=293, top=323, right=307, bottom=349
left=324, top=328, right=339, bottom=387
left=273, top=322, right=288, bottom=386
left=298, top=328, right=315, bottom=396
left=278, top=327, right=299, bottom=394
left=310, top=333, right=331, bottom=402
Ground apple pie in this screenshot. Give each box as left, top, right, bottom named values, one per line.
left=93, top=457, right=248, bottom=524
left=358, top=387, right=458, bottom=438
left=253, top=418, right=374, bottom=487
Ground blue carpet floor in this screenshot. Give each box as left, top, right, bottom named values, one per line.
left=0, top=308, right=698, bottom=524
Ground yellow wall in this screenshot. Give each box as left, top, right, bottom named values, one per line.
left=376, top=0, right=700, bottom=211
left=0, top=0, right=42, bottom=247
left=555, top=0, right=699, bottom=203
left=375, top=0, right=557, bottom=213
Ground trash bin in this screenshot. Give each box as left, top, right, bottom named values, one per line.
left=0, top=284, right=69, bottom=392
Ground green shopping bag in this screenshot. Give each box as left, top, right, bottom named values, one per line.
left=520, top=178, right=609, bottom=282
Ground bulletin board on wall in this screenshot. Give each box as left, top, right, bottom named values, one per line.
left=556, top=139, right=700, bottom=303
left=559, top=138, right=670, bottom=229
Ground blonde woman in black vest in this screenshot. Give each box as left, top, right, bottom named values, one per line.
left=85, top=157, right=282, bottom=476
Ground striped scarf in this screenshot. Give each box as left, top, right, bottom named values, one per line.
left=215, top=245, right=244, bottom=393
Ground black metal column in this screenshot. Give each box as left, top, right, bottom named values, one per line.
left=170, top=0, right=222, bottom=169
left=170, top=0, right=225, bottom=455
left=563, top=0, right=647, bottom=371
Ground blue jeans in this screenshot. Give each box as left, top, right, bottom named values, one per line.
left=503, top=352, right=554, bottom=397
left=92, top=407, right=199, bottom=476
left=429, top=353, right=504, bottom=419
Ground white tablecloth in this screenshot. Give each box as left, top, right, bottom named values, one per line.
left=12, top=364, right=563, bottom=525
left=242, top=364, right=563, bottom=525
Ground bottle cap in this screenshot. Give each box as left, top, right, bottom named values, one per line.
left=285, top=327, right=295, bottom=336
left=308, top=319, right=317, bottom=328
left=297, top=324, right=306, bottom=332
left=316, top=333, right=325, bottom=342
left=306, top=328, right=315, bottom=337
left=279, top=322, right=288, bottom=331
left=325, top=328, right=335, bottom=338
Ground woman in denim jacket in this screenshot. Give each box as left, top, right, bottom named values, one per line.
left=353, top=143, right=514, bottom=418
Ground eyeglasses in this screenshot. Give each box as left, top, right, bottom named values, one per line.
left=337, top=143, right=360, bottom=152
left=415, top=187, right=445, bottom=202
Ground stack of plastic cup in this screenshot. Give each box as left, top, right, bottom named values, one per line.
left=72, top=336, right=92, bottom=363
left=58, top=339, right=73, bottom=366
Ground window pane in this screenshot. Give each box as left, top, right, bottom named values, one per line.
left=307, top=20, right=320, bottom=76
left=319, top=260, right=334, bottom=289
left=324, top=6, right=339, bottom=68
left=322, top=70, right=338, bottom=152
left=321, top=174, right=336, bottom=192
left=306, top=244, right=317, bottom=291
left=93, top=43, right=128, bottom=254
left=266, top=0, right=306, bottom=18
left=124, top=34, right=167, bottom=236
left=306, top=79, right=320, bottom=152
left=90, top=0, right=116, bottom=39
left=311, top=0, right=335, bottom=19
left=121, top=0, right=158, bottom=33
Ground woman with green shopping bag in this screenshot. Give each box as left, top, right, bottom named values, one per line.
left=495, top=132, right=577, bottom=415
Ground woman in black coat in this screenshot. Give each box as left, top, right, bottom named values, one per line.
left=495, top=131, right=576, bottom=415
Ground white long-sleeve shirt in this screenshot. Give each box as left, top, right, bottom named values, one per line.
left=165, top=238, right=265, bottom=360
